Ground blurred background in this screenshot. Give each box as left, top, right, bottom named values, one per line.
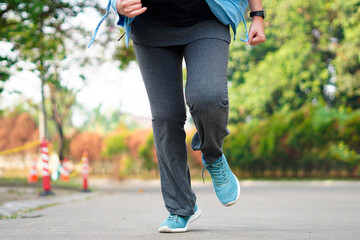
left=0, top=0, right=359, bottom=186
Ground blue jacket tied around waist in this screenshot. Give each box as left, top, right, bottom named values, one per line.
left=88, top=0, right=249, bottom=48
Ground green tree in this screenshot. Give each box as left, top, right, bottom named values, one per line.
left=228, top=0, right=360, bottom=122
left=0, top=0, right=100, bottom=160
left=331, top=0, right=360, bottom=109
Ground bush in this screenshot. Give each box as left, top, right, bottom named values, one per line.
left=0, top=112, right=38, bottom=154
left=138, top=131, right=158, bottom=171
left=69, top=132, right=102, bottom=162
left=102, top=131, right=128, bottom=159
left=224, top=104, right=360, bottom=178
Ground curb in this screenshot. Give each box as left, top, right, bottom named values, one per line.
left=0, top=191, right=99, bottom=218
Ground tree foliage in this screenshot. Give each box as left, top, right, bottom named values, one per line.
left=1, top=0, right=93, bottom=70
left=1, top=0, right=101, bottom=160
left=228, top=0, right=360, bottom=122
left=0, top=112, right=38, bottom=153
left=69, top=131, right=102, bottom=161
left=224, top=104, right=360, bottom=178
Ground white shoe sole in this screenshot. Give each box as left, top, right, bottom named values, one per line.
left=189, top=207, right=202, bottom=223
left=158, top=207, right=202, bottom=233
left=222, top=173, right=241, bottom=207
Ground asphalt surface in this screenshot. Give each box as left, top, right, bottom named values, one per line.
left=0, top=180, right=359, bottom=240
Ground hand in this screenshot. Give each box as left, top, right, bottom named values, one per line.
left=116, top=0, right=147, bottom=18
left=246, top=16, right=266, bottom=45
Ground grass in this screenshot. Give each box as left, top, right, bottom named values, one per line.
left=0, top=177, right=93, bottom=190
left=0, top=177, right=28, bottom=186
left=1, top=203, right=59, bottom=219
left=0, top=177, right=96, bottom=220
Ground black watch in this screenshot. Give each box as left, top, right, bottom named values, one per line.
left=250, top=10, right=266, bottom=19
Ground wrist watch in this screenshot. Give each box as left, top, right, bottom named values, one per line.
left=250, top=9, right=266, bottom=19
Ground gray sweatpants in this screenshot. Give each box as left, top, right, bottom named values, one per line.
left=133, top=38, right=230, bottom=217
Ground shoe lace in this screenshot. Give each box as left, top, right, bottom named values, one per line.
left=202, top=160, right=227, bottom=187
left=202, top=168, right=207, bottom=183
left=167, top=214, right=178, bottom=222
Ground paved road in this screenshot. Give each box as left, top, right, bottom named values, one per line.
left=0, top=180, right=359, bottom=240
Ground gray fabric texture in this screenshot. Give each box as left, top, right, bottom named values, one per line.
left=129, top=17, right=230, bottom=46
left=132, top=20, right=230, bottom=217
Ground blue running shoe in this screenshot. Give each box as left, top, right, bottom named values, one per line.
left=202, top=154, right=240, bottom=206
left=158, top=204, right=201, bottom=233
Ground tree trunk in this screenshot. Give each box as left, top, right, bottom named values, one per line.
left=49, top=84, right=65, bottom=163
left=40, top=71, right=47, bottom=140
left=57, top=122, right=65, bottom=162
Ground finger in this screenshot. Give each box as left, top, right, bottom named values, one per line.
left=246, top=29, right=256, bottom=45
left=127, top=7, right=147, bottom=18
left=123, top=3, right=143, bottom=14
left=250, top=37, right=261, bottom=46
left=122, top=0, right=142, bottom=7
left=120, top=0, right=141, bottom=12
left=118, top=0, right=142, bottom=15
left=250, top=35, right=266, bottom=45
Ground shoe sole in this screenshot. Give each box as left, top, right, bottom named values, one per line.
left=214, top=172, right=240, bottom=207
left=224, top=173, right=240, bottom=207
left=158, top=208, right=202, bottom=233
left=189, top=207, right=202, bottom=223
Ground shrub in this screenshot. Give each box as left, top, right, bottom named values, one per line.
left=224, top=104, right=360, bottom=178
left=69, top=132, right=102, bottom=162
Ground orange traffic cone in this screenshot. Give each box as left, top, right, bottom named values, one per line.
left=60, top=158, right=70, bottom=181
left=81, top=151, right=90, bottom=192
left=27, top=157, right=38, bottom=183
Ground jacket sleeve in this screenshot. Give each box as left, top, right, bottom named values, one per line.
left=110, top=0, right=127, bottom=27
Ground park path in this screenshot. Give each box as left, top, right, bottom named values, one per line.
left=0, top=180, right=359, bottom=240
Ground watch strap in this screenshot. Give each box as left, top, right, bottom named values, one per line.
left=250, top=10, right=265, bottom=19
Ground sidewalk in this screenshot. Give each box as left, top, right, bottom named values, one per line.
left=0, top=180, right=359, bottom=239
left=0, top=187, right=99, bottom=218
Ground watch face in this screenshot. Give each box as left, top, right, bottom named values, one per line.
left=263, top=10, right=266, bottom=18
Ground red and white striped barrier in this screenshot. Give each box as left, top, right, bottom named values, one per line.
left=40, top=138, right=54, bottom=195
left=81, top=151, right=90, bottom=192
